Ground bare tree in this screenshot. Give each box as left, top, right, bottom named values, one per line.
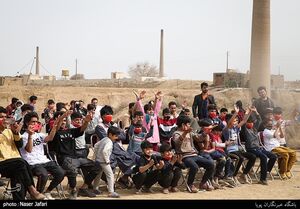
left=70, top=74, right=85, bottom=80
left=128, top=62, right=159, bottom=79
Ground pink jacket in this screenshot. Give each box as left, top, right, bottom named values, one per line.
left=136, top=99, right=162, bottom=144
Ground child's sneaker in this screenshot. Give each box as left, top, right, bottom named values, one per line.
left=44, top=192, right=55, bottom=200
left=88, top=185, right=102, bottom=195
left=117, top=178, right=129, bottom=189
left=78, top=188, right=96, bottom=198
left=199, top=182, right=214, bottom=191
left=162, top=188, right=169, bottom=194
left=286, top=172, right=292, bottom=179
left=142, top=187, right=154, bottom=193
left=280, top=173, right=288, bottom=180
left=135, top=188, right=142, bottom=194
left=170, top=187, right=179, bottom=192
left=108, top=192, right=120, bottom=198
left=187, top=184, right=198, bottom=193
left=233, top=176, right=241, bottom=186
left=211, top=182, right=222, bottom=190
left=89, top=188, right=102, bottom=195
left=258, top=180, right=268, bottom=185
left=68, top=189, right=77, bottom=200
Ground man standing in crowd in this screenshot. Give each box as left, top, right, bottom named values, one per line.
left=253, top=86, right=274, bottom=120
left=192, top=82, right=216, bottom=121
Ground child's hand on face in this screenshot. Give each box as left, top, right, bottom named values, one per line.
left=10, top=122, right=21, bottom=134
left=171, top=155, right=177, bottom=164
left=27, top=125, right=35, bottom=135
left=188, top=126, right=193, bottom=132
left=275, top=121, right=282, bottom=128
left=183, top=124, right=192, bottom=133
left=84, top=112, right=93, bottom=123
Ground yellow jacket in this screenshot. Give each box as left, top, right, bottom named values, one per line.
left=0, top=129, right=22, bottom=162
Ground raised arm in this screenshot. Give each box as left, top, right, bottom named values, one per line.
left=237, top=107, right=252, bottom=128
left=226, top=107, right=239, bottom=129
left=80, top=111, right=93, bottom=132
left=44, top=111, right=72, bottom=142
left=135, top=90, right=146, bottom=115
left=154, top=91, right=163, bottom=115
left=276, top=121, right=284, bottom=138
left=251, top=107, right=262, bottom=130
left=24, top=125, right=35, bottom=153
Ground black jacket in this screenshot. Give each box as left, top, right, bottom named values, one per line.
left=192, top=94, right=216, bottom=119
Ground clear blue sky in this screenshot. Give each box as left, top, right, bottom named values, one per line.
left=0, top=0, right=299, bottom=81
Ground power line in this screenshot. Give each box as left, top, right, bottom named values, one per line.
left=25, top=58, right=36, bottom=85
left=39, top=62, right=54, bottom=76
left=15, top=57, right=35, bottom=75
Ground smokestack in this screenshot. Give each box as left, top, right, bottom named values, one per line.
left=35, top=46, right=40, bottom=75
left=249, top=0, right=270, bottom=96
left=159, top=29, right=164, bottom=77
left=226, top=51, right=229, bottom=73
left=75, top=59, right=78, bottom=80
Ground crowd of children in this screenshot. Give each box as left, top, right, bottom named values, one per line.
left=0, top=83, right=299, bottom=200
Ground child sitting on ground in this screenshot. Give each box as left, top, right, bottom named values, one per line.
left=157, top=143, right=185, bottom=194
left=132, top=141, right=164, bottom=194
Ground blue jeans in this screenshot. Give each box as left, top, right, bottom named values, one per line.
left=247, top=148, right=277, bottom=181
left=182, top=155, right=214, bottom=186
left=210, top=150, right=233, bottom=178
left=228, top=151, right=256, bottom=176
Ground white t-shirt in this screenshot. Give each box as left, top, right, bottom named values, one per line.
left=69, top=124, right=86, bottom=149
left=20, top=132, right=50, bottom=165
left=94, top=137, right=113, bottom=164
left=263, top=129, right=281, bottom=152
left=95, top=105, right=103, bottom=121
left=226, top=127, right=239, bottom=153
